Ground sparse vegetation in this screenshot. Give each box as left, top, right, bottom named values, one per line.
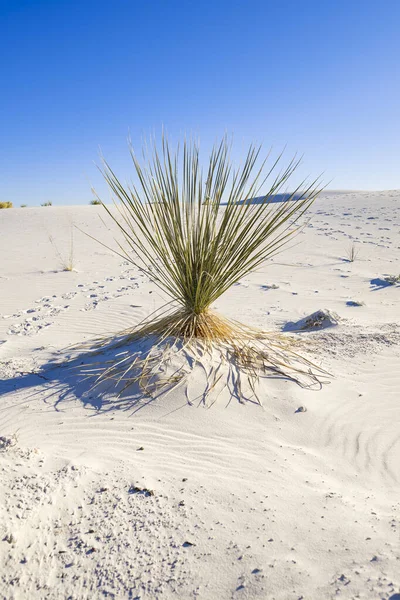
left=90, top=199, right=102, bottom=205
left=41, top=201, right=53, bottom=207
left=49, top=226, right=75, bottom=271
left=384, top=274, right=400, bottom=285
left=0, top=202, right=13, bottom=209
left=81, top=135, right=326, bottom=403
left=20, top=204, right=27, bottom=208
left=345, top=242, right=359, bottom=262
left=0, top=433, right=18, bottom=451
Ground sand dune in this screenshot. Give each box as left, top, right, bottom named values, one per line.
left=1, top=190, right=399, bottom=599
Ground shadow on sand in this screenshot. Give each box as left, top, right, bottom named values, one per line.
left=0, top=339, right=274, bottom=415
left=0, top=346, right=157, bottom=416
left=370, top=277, right=397, bottom=290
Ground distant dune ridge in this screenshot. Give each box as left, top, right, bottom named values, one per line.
left=0, top=189, right=399, bottom=598
left=0, top=188, right=374, bottom=209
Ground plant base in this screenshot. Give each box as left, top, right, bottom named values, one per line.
left=74, top=308, right=328, bottom=405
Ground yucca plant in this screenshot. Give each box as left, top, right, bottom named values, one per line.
left=81, top=136, right=326, bottom=403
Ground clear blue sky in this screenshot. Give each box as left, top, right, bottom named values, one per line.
left=1, top=0, right=399, bottom=206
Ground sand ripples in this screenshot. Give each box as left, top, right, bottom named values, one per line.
left=315, top=353, right=400, bottom=486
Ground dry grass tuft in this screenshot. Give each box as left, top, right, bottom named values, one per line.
left=0, top=201, right=13, bottom=209
left=345, top=242, right=359, bottom=262
left=384, top=274, right=400, bottom=285
left=49, top=226, right=75, bottom=271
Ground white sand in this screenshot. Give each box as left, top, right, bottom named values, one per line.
left=0, top=190, right=399, bottom=599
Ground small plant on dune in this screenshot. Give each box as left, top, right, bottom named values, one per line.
left=80, top=136, right=327, bottom=403
left=345, top=242, right=359, bottom=262
left=90, top=199, right=102, bottom=205
left=49, top=226, right=75, bottom=272
left=20, top=204, right=27, bottom=208
left=41, top=201, right=53, bottom=207
left=0, top=201, right=13, bottom=209
left=384, top=274, right=400, bottom=285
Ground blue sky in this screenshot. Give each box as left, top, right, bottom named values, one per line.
left=1, top=0, right=399, bottom=206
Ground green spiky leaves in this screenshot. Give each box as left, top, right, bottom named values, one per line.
left=79, top=136, right=327, bottom=404
left=97, top=136, right=323, bottom=320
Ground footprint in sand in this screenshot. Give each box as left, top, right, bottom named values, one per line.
left=7, top=321, right=52, bottom=336
left=61, top=291, right=77, bottom=300
left=6, top=303, right=71, bottom=336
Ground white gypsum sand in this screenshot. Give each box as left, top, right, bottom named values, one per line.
left=0, top=190, right=399, bottom=599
